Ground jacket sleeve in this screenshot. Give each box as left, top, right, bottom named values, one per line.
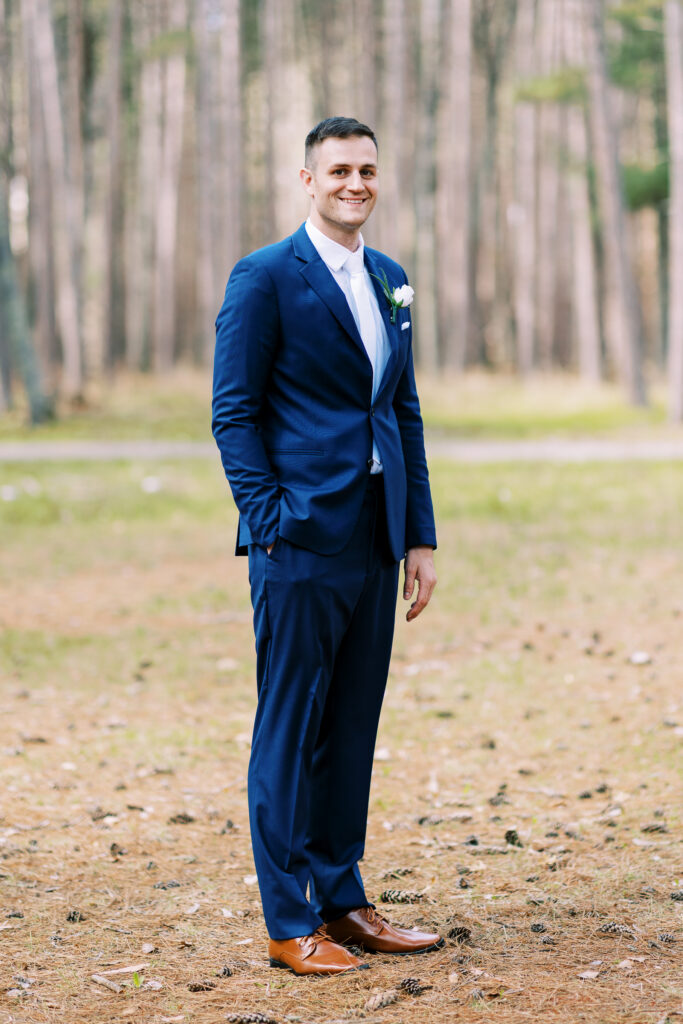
left=212, top=257, right=280, bottom=549
left=392, top=286, right=437, bottom=552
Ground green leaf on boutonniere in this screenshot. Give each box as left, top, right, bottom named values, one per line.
left=370, top=268, right=414, bottom=324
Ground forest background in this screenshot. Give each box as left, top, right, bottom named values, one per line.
left=3, top=0, right=683, bottom=425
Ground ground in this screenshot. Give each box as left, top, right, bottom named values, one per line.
left=0, top=375, right=682, bottom=1024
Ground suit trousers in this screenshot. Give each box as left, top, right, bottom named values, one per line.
left=246, top=475, right=400, bottom=940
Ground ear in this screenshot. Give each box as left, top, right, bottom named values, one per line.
left=300, top=166, right=315, bottom=197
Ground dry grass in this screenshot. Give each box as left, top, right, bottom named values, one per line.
left=1, top=459, right=682, bottom=1024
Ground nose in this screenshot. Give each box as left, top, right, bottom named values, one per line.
left=347, top=171, right=365, bottom=192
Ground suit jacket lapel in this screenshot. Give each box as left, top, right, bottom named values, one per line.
left=364, top=249, right=397, bottom=342
left=364, top=248, right=399, bottom=397
left=293, top=224, right=368, bottom=362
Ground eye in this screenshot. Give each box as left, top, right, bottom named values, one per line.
left=332, top=168, right=347, bottom=175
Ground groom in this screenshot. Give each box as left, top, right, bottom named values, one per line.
left=212, top=117, right=441, bottom=975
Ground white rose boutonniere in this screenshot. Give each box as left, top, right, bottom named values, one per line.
left=371, top=269, right=415, bottom=323
left=392, top=284, right=414, bottom=311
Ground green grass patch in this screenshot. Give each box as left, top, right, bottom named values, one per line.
left=0, top=369, right=675, bottom=441
left=418, top=372, right=668, bottom=437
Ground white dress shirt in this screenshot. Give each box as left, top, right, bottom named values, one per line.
left=305, top=218, right=390, bottom=473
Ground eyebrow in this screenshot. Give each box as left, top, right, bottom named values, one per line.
left=328, top=162, right=377, bottom=171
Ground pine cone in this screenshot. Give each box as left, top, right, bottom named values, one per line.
left=225, top=1014, right=279, bottom=1024
left=399, top=977, right=432, bottom=995
left=382, top=867, right=414, bottom=879
left=598, top=921, right=634, bottom=937
left=188, top=979, right=216, bottom=992
left=379, top=889, right=424, bottom=904
left=505, top=829, right=523, bottom=847
left=530, top=922, right=547, bottom=933
left=671, top=892, right=683, bottom=902
left=658, top=932, right=676, bottom=943
left=364, top=989, right=399, bottom=1011
left=447, top=924, right=472, bottom=943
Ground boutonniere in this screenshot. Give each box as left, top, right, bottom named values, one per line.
left=371, top=269, right=415, bottom=324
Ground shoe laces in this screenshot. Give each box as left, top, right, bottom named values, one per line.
left=364, top=907, right=387, bottom=928
left=300, top=924, right=331, bottom=953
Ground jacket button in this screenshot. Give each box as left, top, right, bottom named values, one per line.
left=370, top=407, right=375, bottom=417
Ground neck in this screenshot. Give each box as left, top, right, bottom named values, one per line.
left=309, top=210, right=361, bottom=251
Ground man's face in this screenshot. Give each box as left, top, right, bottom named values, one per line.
left=300, top=135, right=378, bottom=239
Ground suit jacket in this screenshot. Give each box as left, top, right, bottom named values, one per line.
left=212, top=222, right=436, bottom=562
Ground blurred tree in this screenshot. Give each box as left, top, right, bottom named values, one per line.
left=152, top=0, right=188, bottom=372
left=608, top=0, right=668, bottom=366
left=378, top=0, right=407, bottom=262
left=413, top=0, right=441, bottom=371
left=535, top=0, right=561, bottom=370
left=21, top=0, right=83, bottom=400
left=471, top=0, right=516, bottom=367
left=585, top=0, right=646, bottom=404
left=126, top=0, right=162, bottom=371
left=0, top=0, right=51, bottom=422
left=435, top=0, right=473, bottom=369
left=195, top=0, right=242, bottom=364
left=511, top=0, right=537, bottom=376
left=564, top=0, right=601, bottom=381
left=103, top=0, right=124, bottom=372
left=665, top=0, right=683, bottom=420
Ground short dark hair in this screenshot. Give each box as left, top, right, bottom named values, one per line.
left=305, top=117, right=378, bottom=167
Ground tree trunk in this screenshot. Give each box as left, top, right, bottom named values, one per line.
left=21, top=0, right=57, bottom=386
left=535, top=0, right=560, bottom=370
left=564, top=0, right=601, bottom=381
left=263, top=0, right=281, bottom=240
left=0, top=183, right=52, bottom=424
left=436, top=0, right=472, bottom=369
left=23, top=0, right=83, bottom=400
left=0, top=0, right=13, bottom=408
left=665, top=0, right=683, bottom=421
left=195, top=0, right=217, bottom=365
left=378, top=0, right=406, bottom=261
left=512, top=0, right=537, bottom=374
left=65, top=0, right=84, bottom=332
left=353, top=0, right=377, bottom=130
left=263, top=0, right=309, bottom=242
left=216, top=0, right=242, bottom=306
left=152, top=0, right=187, bottom=372
left=585, top=0, right=646, bottom=404
left=126, top=1, right=163, bottom=370
left=103, top=0, right=124, bottom=371
left=413, top=0, right=441, bottom=371
left=0, top=180, right=52, bottom=423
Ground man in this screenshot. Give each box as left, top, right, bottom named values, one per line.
left=212, top=117, right=441, bottom=976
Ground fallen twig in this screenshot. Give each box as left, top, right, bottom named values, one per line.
left=90, top=974, right=123, bottom=994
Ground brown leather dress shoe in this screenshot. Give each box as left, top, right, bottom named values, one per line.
left=325, top=906, right=444, bottom=955
left=268, top=924, right=369, bottom=976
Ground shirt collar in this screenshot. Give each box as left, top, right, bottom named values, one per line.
left=305, top=218, right=364, bottom=272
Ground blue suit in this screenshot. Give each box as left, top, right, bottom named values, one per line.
left=212, top=223, right=436, bottom=939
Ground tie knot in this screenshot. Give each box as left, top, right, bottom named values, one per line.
left=345, top=249, right=365, bottom=277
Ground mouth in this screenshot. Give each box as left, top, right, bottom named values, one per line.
left=339, top=197, right=367, bottom=206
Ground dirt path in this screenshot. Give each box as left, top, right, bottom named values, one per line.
left=2, top=436, right=683, bottom=461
